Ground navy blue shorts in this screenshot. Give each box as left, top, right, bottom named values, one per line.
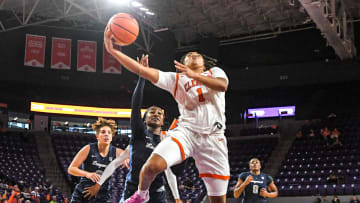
left=70, top=184, right=111, bottom=203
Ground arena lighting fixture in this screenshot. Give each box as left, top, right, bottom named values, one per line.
left=139, top=7, right=149, bottom=11
left=131, top=1, right=142, bottom=7
left=108, top=0, right=131, bottom=5
left=30, top=102, right=147, bottom=118
left=145, top=11, right=155, bottom=15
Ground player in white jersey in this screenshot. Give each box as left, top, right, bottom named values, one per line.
left=104, top=28, right=229, bottom=203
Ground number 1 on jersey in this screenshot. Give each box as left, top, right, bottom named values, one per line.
left=196, top=88, right=205, bottom=102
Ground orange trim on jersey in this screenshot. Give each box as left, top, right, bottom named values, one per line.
left=173, top=73, right=180, bottom=98
left=171, top=136, right=185, bottom=161
left=208, top=69, right=213, bottom=75
left=161, top=131, right=167, bottom=136
left=199, top=173, right=230, bottom=180
left=169, top=119, right=179, bottom=130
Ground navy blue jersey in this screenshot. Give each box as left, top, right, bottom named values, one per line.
left=123, top=77, right=166, bottom=195
left=238, top=172, right=273, bottom=203
left=70, top=143, right=116, bottom=203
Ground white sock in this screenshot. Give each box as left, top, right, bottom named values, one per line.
left=137, top=188, right=148, bottom=199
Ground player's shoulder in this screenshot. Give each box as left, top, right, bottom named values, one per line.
left=261, top=172, right=273, bottom=180
left=239, top=171, right=250, bottom=178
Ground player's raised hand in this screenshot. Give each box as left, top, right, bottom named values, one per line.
left=174, top=60, right=198, bottom=79
left=137, top=54, right=149, bottom=67
left=104, top=26, right=115, bottom=54
left=244, top=175, right=254, bottom=185
left=122, top=158, right=130, bottom=169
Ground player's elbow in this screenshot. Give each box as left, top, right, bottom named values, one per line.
left=67, top=167, right=74, bottom=175
left=219, top=84, right=227, bottom=92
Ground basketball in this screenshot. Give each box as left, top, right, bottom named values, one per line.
left=107, top=13, right=139, bottom=46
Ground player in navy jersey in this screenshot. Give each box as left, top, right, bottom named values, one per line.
left=82, top=55, right=182, bottom=203
left=68, top=117, right=125, bottom=203
left=234, top=158, right=278, bottom=203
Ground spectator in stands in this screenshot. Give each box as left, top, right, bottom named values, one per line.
left=309, top=129, right=316, bottom=138
left=1, top=190, right=7, bottom=200
left=329, top=128, right=342, bottom=148
left=234, top=158, right=278, bottom=202
left=31, top=186, right=40, bottom=203
left=67, top=117, right=126, bottom=203
left=7, top=190, right=20, bottom=203
left=350, top=196, right=360, bottom=203
left=320, top=127, right=331, bottom=144
left=327, top=173, right=339, bottom=185
left=322, top=196, right=328, bottom=203
left=295, top=130, right=303, bottom=140
left=50, top=195, right=57, bottom=203
left=332, top=195, right=340, bottom=203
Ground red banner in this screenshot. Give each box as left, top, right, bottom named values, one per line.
left=24, top=34, right=46, bottom=68
left=77, top=40, right=97, bottom=72
left=51, top=37, right=71, bottom=70
left=103, top=44, right=122, bottom=74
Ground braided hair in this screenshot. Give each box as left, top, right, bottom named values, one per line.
left=179, top=52, right=218, bottom=71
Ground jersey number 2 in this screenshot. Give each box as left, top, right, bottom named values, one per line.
left=196, top=88, right=205, bottom=102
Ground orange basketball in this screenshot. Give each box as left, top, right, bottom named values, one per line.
left=108, top=13, right=139, bottom=46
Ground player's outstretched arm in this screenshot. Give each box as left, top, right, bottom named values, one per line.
left=104, top=28, right=159, bottom=83
left=164, top=168, right=181, bottom=202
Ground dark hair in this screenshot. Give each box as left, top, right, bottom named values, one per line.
left=179, top=52, right=218, bottom=71
left=249, top=158, right=261, bottom=165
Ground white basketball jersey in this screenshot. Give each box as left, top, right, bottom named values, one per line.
left=154, top=67, right=228, bottom=134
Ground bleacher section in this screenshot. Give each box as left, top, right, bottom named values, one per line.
left=0, top=131, right=45, bottom=186
left=275, top=118, right=360, bottom=196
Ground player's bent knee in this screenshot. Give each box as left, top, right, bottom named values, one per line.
left=142, top=154, right=167, bottom=175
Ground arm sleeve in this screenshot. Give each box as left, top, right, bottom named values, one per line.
left=211, top=67, right=229, bottom=83
left=130, top=77, right=146, bottom=142
left=164, top=168, right=180, bottom=200
left=98, top=147, right=130, bottom=185
left=153, top=71, right=177, bottom=95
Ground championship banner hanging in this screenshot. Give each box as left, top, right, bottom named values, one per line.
left=24, top=34, right=46, bottom=68
left=77, top=40, right=96, bottom=72
left=51, top=37, right=71, bottom=70
left=103, top=44, right=122, bottom=74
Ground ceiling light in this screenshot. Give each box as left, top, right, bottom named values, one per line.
left=140, top=7, right=149, bottom=11
left=145, top=11, right=155, bottom=16
left=131, top=1, right=142, bottom=7
left=108, top=0, right=131, bottom=5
